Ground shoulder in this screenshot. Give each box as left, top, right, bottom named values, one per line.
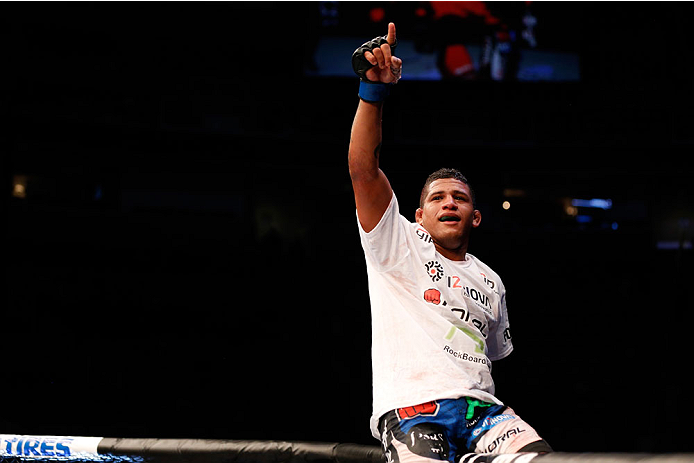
left=358, top=193, right=409, bottom=236
left=358, top=194, right=421, bottom=271
left=467, top=253, right=505, bottom=293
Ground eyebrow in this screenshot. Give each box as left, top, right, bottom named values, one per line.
left=428, top=189, right=469, bottom=199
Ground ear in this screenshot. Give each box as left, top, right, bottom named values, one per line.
left=472, top=209, right=482, bottom=228
left=415, top=207, right=424, bottom=224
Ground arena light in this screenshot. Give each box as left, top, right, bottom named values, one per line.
left=570, top=198, right=612, bottom=210
left=656, top=240, right=693, bottom=250
left=12, top=175, right=27, bottom=199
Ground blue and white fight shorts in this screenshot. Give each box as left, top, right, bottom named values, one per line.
left=379, top=397, right=548, bottom=462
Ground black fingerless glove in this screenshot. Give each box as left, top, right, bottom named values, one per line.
left=351, top=35, right=398, bottom=83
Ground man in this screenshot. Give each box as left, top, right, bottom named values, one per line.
left=349, top=23, right=552, bottom=461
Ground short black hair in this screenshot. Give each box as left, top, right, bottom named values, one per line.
left=419, top=168, right=476, bottom=209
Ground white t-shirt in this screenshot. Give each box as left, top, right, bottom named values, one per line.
left=358, top=194, right=513, bottom=438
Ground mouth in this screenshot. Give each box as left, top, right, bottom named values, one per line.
left=438, top=215, right=461, bottom=222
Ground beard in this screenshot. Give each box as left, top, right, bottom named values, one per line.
left=432, top=231, right=466, bottom=253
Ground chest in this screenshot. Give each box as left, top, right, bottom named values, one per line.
left=412, top=228, right=501, bottom=331
left=440, top=270, right=498, bottom=316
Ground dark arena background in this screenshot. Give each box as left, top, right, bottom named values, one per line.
left=6, top=1, right=694, bottom=458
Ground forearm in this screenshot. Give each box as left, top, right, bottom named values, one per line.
left=348, top=99, right=383, bottom=181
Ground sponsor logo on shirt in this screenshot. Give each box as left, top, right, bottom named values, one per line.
left=416, top=227, right=434, bottom=244
left=443, top=345, right=489, bottom=368
left=480, top=272, right=497, bottom=291
left=425, top=261, right=444, bottom=282
left=450, top=306, right=488, bottom=338
left=447, top=276, right=493, bottom=315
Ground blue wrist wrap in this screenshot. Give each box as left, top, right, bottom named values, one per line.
left=358, top=81, right=391, bottom=102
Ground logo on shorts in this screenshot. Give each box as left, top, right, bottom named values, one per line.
left=472, top=414, right=516, bottom=437
left=397, top=401, right=440, bottom=421
left=425, top=261, right=444, bottom=282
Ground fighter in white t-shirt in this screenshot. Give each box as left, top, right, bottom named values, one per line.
left=349, top=23, right=551, bottom=461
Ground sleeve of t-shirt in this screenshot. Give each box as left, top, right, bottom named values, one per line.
left=357, top=193, right=411, bottom=273
left=487, top=283, right=514, bottom=361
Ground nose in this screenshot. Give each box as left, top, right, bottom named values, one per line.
left=442, top=195, right=458, bottom=209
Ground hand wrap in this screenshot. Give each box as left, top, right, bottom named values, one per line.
left=352, top=35, right=399, bottom=102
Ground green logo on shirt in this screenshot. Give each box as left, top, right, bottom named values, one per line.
left=445, top=325, right=486, bottom=353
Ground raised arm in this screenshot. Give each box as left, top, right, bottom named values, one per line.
left=348, top=22, right=402, bottom=233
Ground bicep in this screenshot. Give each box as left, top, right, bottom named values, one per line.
left=351, top=167, right=393, bottom=233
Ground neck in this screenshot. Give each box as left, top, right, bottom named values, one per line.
left=434, top=241, right=468, bottom=261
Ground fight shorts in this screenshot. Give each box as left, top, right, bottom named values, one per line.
left=379, top=397, right=547, bottom=462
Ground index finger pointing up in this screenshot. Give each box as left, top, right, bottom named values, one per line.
left=386, top=22, right=396, bottom=46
